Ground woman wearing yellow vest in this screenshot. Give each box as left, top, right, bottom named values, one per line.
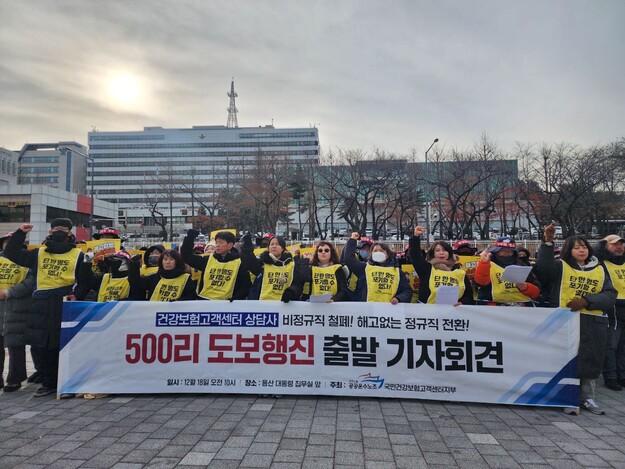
left=474, top=236, right=541, bottom=306
left=0, top=232, right=34, bottom=392
left=301, top=241, right=348, bottom=302
left=4, top=220, right=86, bottom=397
left=249, top=236, right=304, bottom=302
left=343, top=233, right=412, bottom=304
left=536, top=224, right=616, bottom=415
left=77, top=250, right=143, bottom=302
left=409, top=226, right=474, bottom=305
left=128, top=249, right=197, bottom=301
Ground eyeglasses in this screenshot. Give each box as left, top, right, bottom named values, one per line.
left=317, top=248, right=331, bottom=253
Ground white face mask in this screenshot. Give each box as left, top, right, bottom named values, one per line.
left=371, top=251, right=387, bottom=263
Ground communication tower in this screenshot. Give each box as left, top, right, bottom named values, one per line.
left=226, top=79, right=238, bottom=128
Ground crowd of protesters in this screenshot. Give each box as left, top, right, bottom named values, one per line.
left=1, top=218, right=623, bottom=416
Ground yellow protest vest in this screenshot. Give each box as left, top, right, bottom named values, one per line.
left=198, top=256, right=241, bottom=300
left=604, top=261, right=625, bottom=300
left=0, top=256, right=28, bottom=290
left=150, top=274, right=191, bottom=302
left=37, top=248, right=81, bottom=290
left=401, top=264, right=420, bottom=303
left=260, top=262, right=295, bottom=300
left=427, top=269, right=466, bottom=304
left=489, top=262, right=532, bottom=304
left=311, top=265, right=341, bottom=297
left=140, top=265, right=159, bottom=276
left=560, top=262, right=605, bottom=316
left=365, top=264, right=400, bottom=303
left=98, top=274, right=130, bottom=302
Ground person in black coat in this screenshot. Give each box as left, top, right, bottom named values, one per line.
left=4, top=219, right=86, bottom=397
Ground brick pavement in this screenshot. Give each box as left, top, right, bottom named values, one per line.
left=1, top=378, right=625, bottom=468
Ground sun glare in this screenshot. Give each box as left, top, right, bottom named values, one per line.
left=108, top=73, right=140, bottom=105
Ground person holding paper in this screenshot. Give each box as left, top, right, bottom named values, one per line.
left=474, top=236, right=540, bottom=306
left=409, top=226, right=474, bottom=305
left=536, top=224, right=616, bottom=415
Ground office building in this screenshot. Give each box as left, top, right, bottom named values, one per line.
left=88, top=125, right=320, bottom=234
left=18, top=141, right=89, bottom=194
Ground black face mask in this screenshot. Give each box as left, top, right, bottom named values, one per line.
left=495, top=253, right=516, bottom=267
left=147, top=255, right=160, bottom=267
left=50, top=231, right=69, bottom=243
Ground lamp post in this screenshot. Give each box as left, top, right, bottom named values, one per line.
left=424, top=138, right=439, bottom=242
left=59, top=146, right=94, bottom=239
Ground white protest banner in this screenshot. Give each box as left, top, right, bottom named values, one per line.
left=59, top=301, right=579, bottom=407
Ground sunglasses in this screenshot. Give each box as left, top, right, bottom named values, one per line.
left=317, top=248, right=331, bottom=253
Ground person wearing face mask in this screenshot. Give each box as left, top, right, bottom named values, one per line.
left=342, top=233, right=412, bottom=304
left=594, top=234, right=625, bottom=391
left=77, top=250, right=143, bottom=302
left=3, top=219, right=86, bottom=398
left=140, top=244, right=166, bottom=276
left=474, top=236, right=540, bottom=306
left=129, top=249, right=197, bottom=301
left=536, top=224, right=616, bottom=415
left=409, top=226, right=474, bottom=305
left=248, top=236, right=304, bottom=302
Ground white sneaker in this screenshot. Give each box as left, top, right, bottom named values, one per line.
left=581, top=399, right=606, bottom=415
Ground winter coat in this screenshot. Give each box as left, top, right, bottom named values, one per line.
left=181, top=235, right=254, bottom=300
left=128, top=262, right=197, bottom=301
left=536, top=242, right=616, bottom=379
left=0, top=256, right=34, bottom=347
left=342, top=238, right=413, bottom=303
left=408, top=236, right=474, bottom=305
left=248, top=251, right=305, bottom=301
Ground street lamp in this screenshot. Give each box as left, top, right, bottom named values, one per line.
left=59, top=146, right=95, bottom=239
left=424, top=138, right=439, bottom=242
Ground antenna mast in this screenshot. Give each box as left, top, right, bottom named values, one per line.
left=226, top=79, right=239, bottom=128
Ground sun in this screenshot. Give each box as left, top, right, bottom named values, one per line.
left=108, top=73, right=140, bottom=105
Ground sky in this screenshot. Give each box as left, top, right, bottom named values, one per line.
left=1, top=0, right=624, bottom=157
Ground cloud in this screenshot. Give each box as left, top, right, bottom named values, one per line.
left=1, top=0, right=624, bottom=154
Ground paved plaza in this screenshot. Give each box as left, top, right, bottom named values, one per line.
left=1, top=377, right=624, bottom=469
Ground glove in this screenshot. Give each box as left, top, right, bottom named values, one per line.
left=241, top=233, right=253, bottom=250
left=130, top=254, right=143, bottom=264
left=186, top=229, right=200, bottom=240
left=281, top=289, right=295, bottom=303
left=567, top=297, right=588, bottom=311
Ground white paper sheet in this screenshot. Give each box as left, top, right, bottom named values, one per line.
left=501, top=265, right=533, bottom=283
left=310, top=293, right=332, bottom=303
left=435, top=286, right=459, bottom=305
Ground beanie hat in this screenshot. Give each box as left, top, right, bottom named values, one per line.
left=489, top=236, right=517, bottom=253
left=357, top=236, right=374, bottom=248
left=113, top=250, right=132, bottom=260
left=51, top=218, right=73, bottom=230
left=93, top=227, right=120, bottom=240
left=453, top=240, right=477, bottom=254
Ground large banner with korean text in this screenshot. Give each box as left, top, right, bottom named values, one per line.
left=58, top=301, right=579, bottom=407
